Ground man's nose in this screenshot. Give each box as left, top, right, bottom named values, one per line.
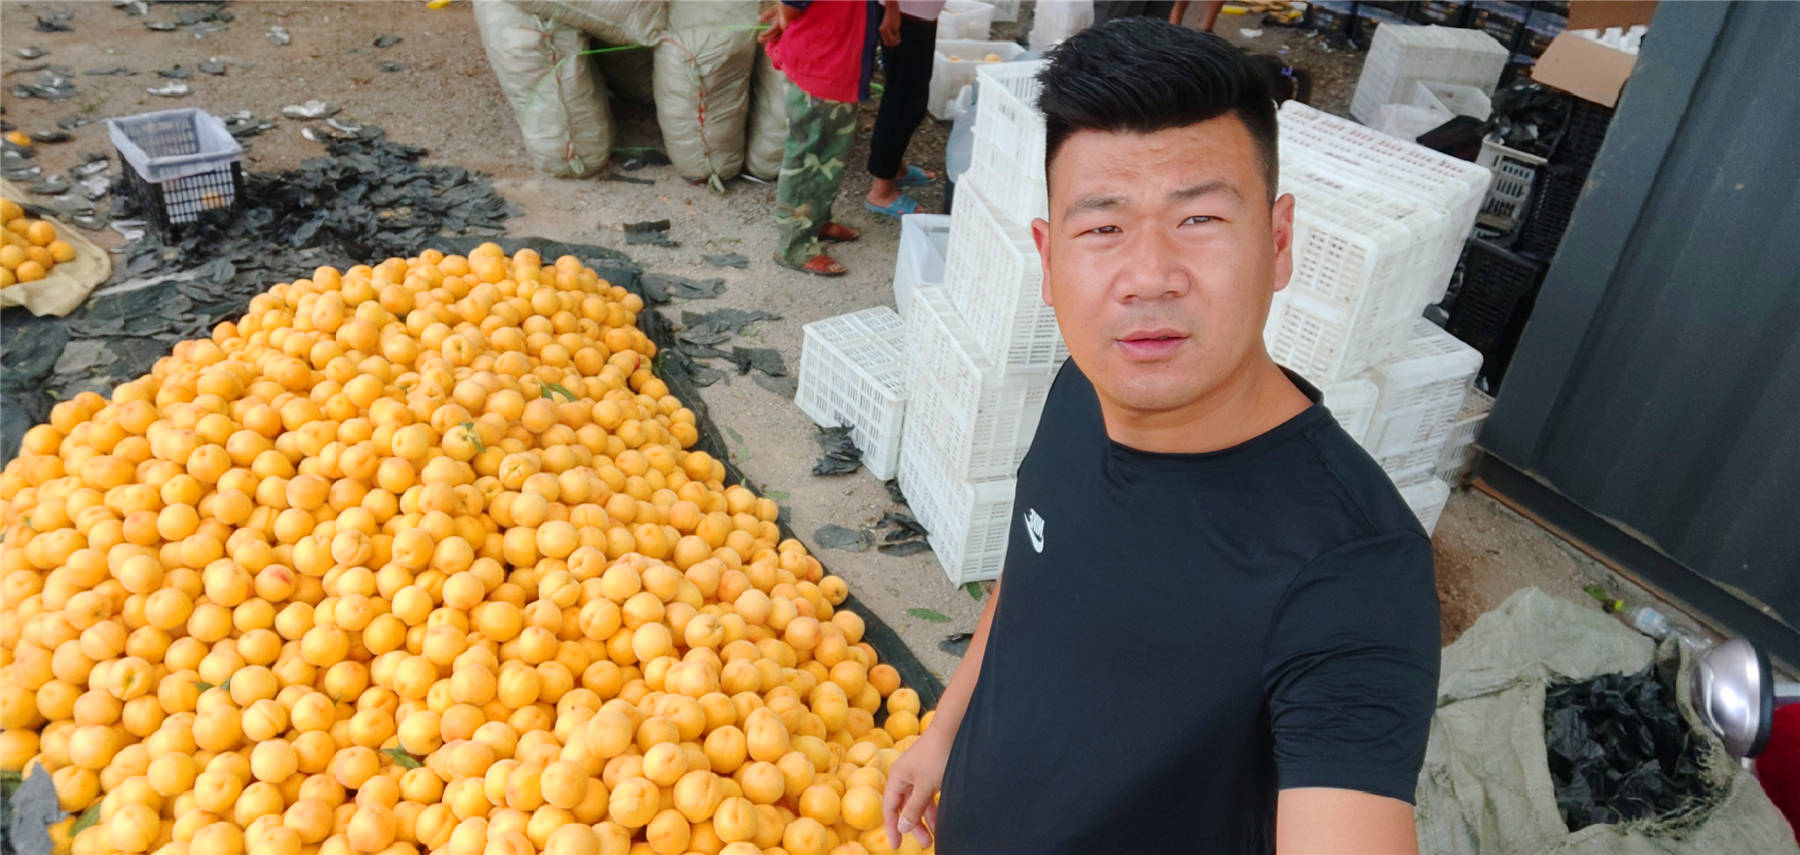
left=1114, top=227, right=1192, bottom=304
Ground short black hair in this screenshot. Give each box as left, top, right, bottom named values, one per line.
left=1037, top=19, right=1279, bottom=201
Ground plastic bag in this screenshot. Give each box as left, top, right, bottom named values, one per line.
left=514, top=0, right=667, bottom=46
left=474, top=2, right=614, bottom=178
left=653, top=4, right=757, bottom=186
left=744, top=48, right=789, bottom=181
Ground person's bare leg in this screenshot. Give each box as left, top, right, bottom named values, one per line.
left=1199, top=0, right=1224, bottom=31
left=867, top=176, right=902, bottom=207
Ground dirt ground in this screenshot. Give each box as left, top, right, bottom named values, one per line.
left=0, top=1, right=1718, bottom=683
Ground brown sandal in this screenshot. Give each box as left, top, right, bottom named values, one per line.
left=818, top=222, right=861, bottom=243
left=772, top=253, right=847, bottom=277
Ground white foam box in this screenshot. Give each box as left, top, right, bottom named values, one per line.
left=903, top=287, right=1057, bottom=482
left=894, top=213, right=951, bottom=321
left=1367, top=320, right=1483, bottom=482
left=897, top=419, right=1015, bottom=585
left=942, top=179, right=1066, bottom=373
left=794, top=307, right=909, bottom=480
left=1350, top=24, right=1509, bottom=125
left=929, top=41, right=1024, bottom=121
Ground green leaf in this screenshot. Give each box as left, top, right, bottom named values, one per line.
left=763, top=489, right=788, bottom=501
left=541, top=382, right=575, bottom=402
left=906, top=608, right=951, bottom=623
left=963, top=581, right=984, bottom=600
left=383, top=748, right=424, bottom=769
left=44, top=389, right=61, bottom=400
left=194, top=680, right=215, bottom=691
left=72, top=802, right=101, bottom=835
left=460, top=420, right=485, bottom=453
left=724, top=426, right=744, bottom=445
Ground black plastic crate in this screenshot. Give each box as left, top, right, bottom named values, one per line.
left=1351, top=5, right=1409, bottom=49
left=1308, top=0, right=1357, bottom=36
left=1470, top=1, right=1529, bottom=51
left=1555, top=98, right=1614, bottom=168
left=1411, top=0, right=1470, bottom=25
left=1446, top=238, right=1546, bottom=387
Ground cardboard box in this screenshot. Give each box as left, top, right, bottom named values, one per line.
left=1567, top=0, right=1656, bottom=31
left=1531, top=28, right=1640, bottom=107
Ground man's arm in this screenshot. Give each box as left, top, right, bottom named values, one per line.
left=881, top=578, right=1002, bottom=847
left=1277, top=788, right=1418, bottom=855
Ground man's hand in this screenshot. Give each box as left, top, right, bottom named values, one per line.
left=758, top=3, right=794, bottom=45
left=880, top=2, right=902, bottom=47
left=882, top=726, right=952, bottom=848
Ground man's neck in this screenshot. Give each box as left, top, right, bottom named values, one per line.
left=1098, top=356, right=1313, bottom=454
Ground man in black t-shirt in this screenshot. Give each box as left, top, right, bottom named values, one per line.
left=880, top=19, right=1440, bottom=855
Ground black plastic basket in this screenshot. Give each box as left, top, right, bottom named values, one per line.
left=1446, top=238, right=1545, bottom=387
left=105, top=108, right=245, bottom=238
left=1308, top=0, right=1357, bottom=36
left=1411, top=0, right=1471, bottom=25
left=1512, top=99, right=1615, bottom=257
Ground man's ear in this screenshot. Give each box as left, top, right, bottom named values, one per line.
left=1270, top=193, right=1296, bottom=294
left=1031, top=216, right=1053, bottom=308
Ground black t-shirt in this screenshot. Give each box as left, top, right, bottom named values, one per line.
left=935, top=363, right=1440, bottom=854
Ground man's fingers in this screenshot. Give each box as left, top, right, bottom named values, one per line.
left=882, top=776, right=912, bottom=849
left=898, top=783, right=934, bottom=845
left=913, top=800, right=939, bottom=845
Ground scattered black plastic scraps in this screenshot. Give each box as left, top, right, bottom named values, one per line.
left=639, top=273, right=725, bottom=304
left=374, top=34, right=403, bottom=48
left=1543, top=667, right=1714, bottom=832
left=939, top=632, right=974, bottom=657
left=728, top=346, right=784, bottom=377
left=874, top=510, right=929, bottom=556
left=885, top=479, right=909, bottom=506
left=36, top=12, right=74, bottom=32
left=812, top=426, right=862, bottom=476
left=702, top=252, right=749, bottom=269
left=813, top=524, right=873, bottom=552
left=623, top=219, right=677, bottom=247
left=1484, top=80, right=1577, bottom=158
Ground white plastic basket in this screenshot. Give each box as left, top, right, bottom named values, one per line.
left=895, top=214, right=952, bottom=321
left=794, top=308, right=909, bottom=480
left=988, top=0, right=1020, bottom=23
left=966, top=60, right=1050, bottom=227
left=1475, top=137, right=1546, bottom=232
left=1029, top=0, right=1093, bottom=51
left=929, top=40, right=1025, bottom=121
left=1282, top=151, right=1447, bottom=309
left=937, top=0, right=995, bottom=40
left=106, top=108, right=245, bottom=230
left=1323, top=376, right=1380, bottom=446
left=1367, top=320, right=1483, bottom=480
left=1350, top=24, right=1509, bottom=124
left=1411, top=81, right=1493, bottom=121
left=904, top=287, right=1057, bottom=481
left=1279, top=102, right=1491, bottom=303
left=1397, top=476, right=1452, bottom=535
left=1434, top=387, right=1494, bottom=484
left=942, top=182, right=1066, bottom=372
left=897, top=421, right=1015, bottom=584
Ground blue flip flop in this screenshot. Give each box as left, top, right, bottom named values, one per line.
left=896, top=165, right=936, bottom=188
left=865, top=194, right=924, bottom=220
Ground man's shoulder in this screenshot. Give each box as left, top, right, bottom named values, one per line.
left=1279, top=412, right=1432, bottom=552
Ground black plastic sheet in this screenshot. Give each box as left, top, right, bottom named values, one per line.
left=812, top=426, right=862, bottom=476
left=1544, top=667, right=1712, bottom=832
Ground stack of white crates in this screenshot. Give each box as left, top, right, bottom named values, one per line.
left=794, top=308, right=910, bottom=481
left=1270, top=102, right=1493, bottom=534
left=898, top=60, right=1064, bottom=585
left=1350, top=24, right=1510, bottom=126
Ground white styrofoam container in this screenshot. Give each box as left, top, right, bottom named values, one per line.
left=1323, top=376, right=1381, bottom=446
left=1434, top=387, right=1494, bottom=484
left=943, top=181, right=1066, bottom=372
left=897, top=418, right=1015, bottom=584
left=1411, top=80, right=1493, bottom=121
left=795, top=308, right=909, bottom=480
left=988, top=0, right=1020, bottom=23
left=938, top=0, right=995, bottom=40
left=1029, top=0, right=1093, bottom=51
left=929, top=40, right=1025, bottom=121
left=1280, top=101, right=1491, bottom=303
left=1350, top=24, right=1509, bottom=125
left=1397, top=475, right=1451, bottom=535
left=966, top=60, right=1050, bottom=227
left=904, top=287, right=1057, bottom=481
left=895, top=214, right=951, bottom=320
left=1368, top=320, right=1483, bottom=481
left=1476, top=137, right=1546, bottom=232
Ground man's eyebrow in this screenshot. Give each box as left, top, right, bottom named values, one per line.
left=1064, top=194, right=1127, bottom=219
left=1168, top=180, right=1244, bottom=204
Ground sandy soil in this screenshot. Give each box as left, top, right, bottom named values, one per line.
left=0, top=1, right=1713, bottom=682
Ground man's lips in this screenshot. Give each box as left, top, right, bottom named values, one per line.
left=1115, top=330, right=1188, bottom=360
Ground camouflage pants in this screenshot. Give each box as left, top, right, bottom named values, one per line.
left=775, top=81, right=857, bottom=265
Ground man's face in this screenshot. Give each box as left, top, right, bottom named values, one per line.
left=1032, top=116, right=1295, bottom=419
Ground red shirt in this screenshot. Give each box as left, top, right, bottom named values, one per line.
left=768, top=1, right=880, bottom=103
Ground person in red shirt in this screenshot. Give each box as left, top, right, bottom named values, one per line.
left=762, top=0, right=883, bottom=276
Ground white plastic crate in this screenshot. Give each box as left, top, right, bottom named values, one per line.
left=1475, top=137, right=1546, bottom=232
left=1323, top=377, right=1380, bottom=446
left=988, top=0, right=1019, bottom=23
left=1350, top=25, right=1509, bottom=125
left=794, top=308, right=909, bottom=480
left=894, top=214, right=951, bottom=321
left=943, top=181, right=1067, bottom=372
left=1029, top=0, right=1093, bottom=51
left=904, top=287, right=1057, bottom=481
left=1411, top=81, right=1493, bottom=121
left=966, top=60, right=1050, bottom=227
left=1434, top=388, right=1494, bottom=484
left=107, top=108, right=244, bottom=230
left=1282, top=151, right=1447, bottom=308
left=1367, top=320, right=1483, bottom=480
left=1397, top=476, right=1452, bottom=535
left=929, top=40, right=1025, bottom=121
left=897, top=422, right=1015, bottom=584
left=938, top=0, right=995, bottom=40
left=1280, top=102, right=1491, bottom=302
